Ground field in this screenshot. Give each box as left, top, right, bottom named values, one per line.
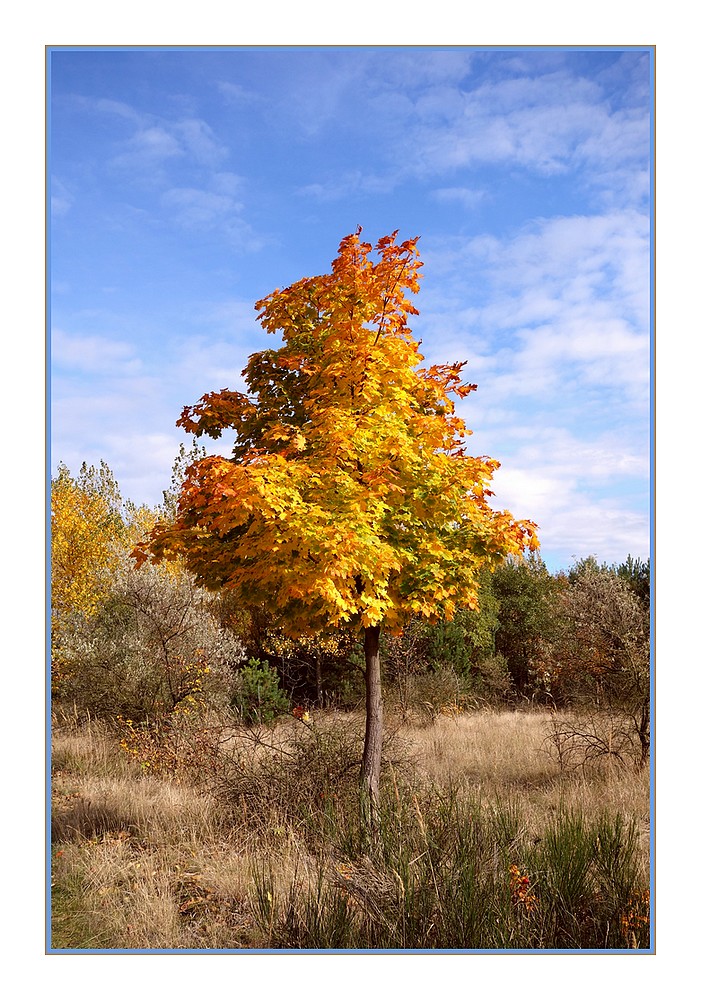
left=50, top=705, right=650, bottom=951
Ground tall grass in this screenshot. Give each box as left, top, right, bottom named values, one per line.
left=51, top=708, right=649, bottom=950
left=251, top=791, right=648, bottom=949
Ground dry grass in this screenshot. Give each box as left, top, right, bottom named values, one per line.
left=407, top=709, right=648, bottom=823
left=50, top=707, right=650, bottom=950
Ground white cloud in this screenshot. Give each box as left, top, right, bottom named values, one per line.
left=76, top=97, right=230, bottom=189
left=51, top=328, right=142, bottom=376
left=212, top=172, right=245, bottom=197
left=102, top=430, right=190, bottom=506
left=51, top=310, right=265, bottom=507
left=218, top=81, right=263, bottom=106
left=430, top=186, right=485, bottom=209
left=173, top=118, right=227, bottom=167
left=360, top=58, right=650, bottom=199
left=170, top=334, right=256, bottom=396
left=297, top=170, right=395, bottom=202
left=414, top=207, right=650, bottom=570
left=420, top=210, right=649, bottom=396
left=161, top=187, right=242, bottom=229
left=90, top=97, right=142, bottom=124
left=378, top=49, right=474, bottom=89
left=490, top=461, right=649, bottom=570
left=159, top=180, right=267, bottom=250
left=112, top=125, right=183, bottom=172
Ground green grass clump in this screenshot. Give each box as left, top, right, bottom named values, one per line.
left=250, top=792, right=650, bottom=950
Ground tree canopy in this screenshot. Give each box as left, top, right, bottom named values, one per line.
left=134, top=230, right=538, bottom=634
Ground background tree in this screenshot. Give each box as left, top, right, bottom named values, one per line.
left=160, top=440, right=207, bottom=522
left=545, top=564, right=650, bottom=764
left=50, top=462, right=127, bottom=695
left=615, top=556, right=650, bottom=611
left=568, top=555, right=650, bottom=612
left=134, top=230, right=538, bottom=823
left=490, top=553, right=561, bottom=696
left=52, top=455, right=245, bottom=721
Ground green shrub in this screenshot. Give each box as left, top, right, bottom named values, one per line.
left=230, top=659, right=291, bottom=724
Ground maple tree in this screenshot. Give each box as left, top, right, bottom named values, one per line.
left=133, top=230, right=538, bottom=820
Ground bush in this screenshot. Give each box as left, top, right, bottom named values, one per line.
left=230, top=659, right=290, bottom=725
left=387, top=666, right=475, bottom=725
left=543, top=711, right=643, bottom=773
left=214, top=714, right=366, bottom=841
left=537, top=564, right=650, bottom=763
left=473, top=653, right=514, bottom=702
left=57, top=562, right=245, bottom=722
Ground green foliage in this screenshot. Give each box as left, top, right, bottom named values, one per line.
left=230, top=659, right=291, bottom=725
left=380, top=573, right=502, bottom=714
left=615, top=555, right=650, bottom=610
left=491, top=553, right=561, bottom=694
left=425, top=587, right=500, bottom=675
left=250, top=791, right=649, bottom=950
left=531, top=809, right=648, bottom=948
left=473, top=653, right=514, bottom=701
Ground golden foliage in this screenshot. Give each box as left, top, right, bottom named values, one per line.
left=51, top=464, right=124, bottom=622
left=134, top=230, right=538, bottom=635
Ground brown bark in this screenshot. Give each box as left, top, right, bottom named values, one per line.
left=638, top=693, right=650, bottom=768
left=360, top=624, right=383, bottom=835
left=314, top=651, right=323, bottom=707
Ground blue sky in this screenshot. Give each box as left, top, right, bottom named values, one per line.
left=48, top=46, right=652, bottom=573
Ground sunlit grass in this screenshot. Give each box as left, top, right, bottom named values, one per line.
left=50, top=707, right=650, bottom=950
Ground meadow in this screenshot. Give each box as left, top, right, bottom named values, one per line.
left=50, top=704, right=650, bottom=951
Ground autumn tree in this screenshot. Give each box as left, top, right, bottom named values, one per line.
left=51, top=462, right=127, bottom=694
left=52, top=456, right=244, bottom=719
left=134, top=230, right=538, bottom=823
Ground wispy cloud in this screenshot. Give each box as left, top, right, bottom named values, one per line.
left=286, top=51, right=649, bottom=206
left=51, top=328, right=142, bottom=376
left=51, top=177, right=73, bottom=218
left=413, top=206, right=650, bottom=566
left=492, top=461, right=649, bottom=566
left=402, top=67, right=650, bottom=188
left=421, top=209, right=649, bottom=352
left=59, top=94, right=267, bottom=250
left=298, top=170, right=396, bottom=202
left=161, top=187, right=242, bottom=229
left=217, top=81, right=264, bottom=106
left=430, top=186, right=485, bottom=210
left=111, top=124, right=183, bottom=174
left=173, top=118, right=227, bottom=167
left=51, top=299, right=267, bottom=505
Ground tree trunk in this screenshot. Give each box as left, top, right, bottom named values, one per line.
left=638, top=692, right=650, bottom=768
left=315, top=651, right=323, bottom=707
left=360, top=624, right=383, bottom=836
